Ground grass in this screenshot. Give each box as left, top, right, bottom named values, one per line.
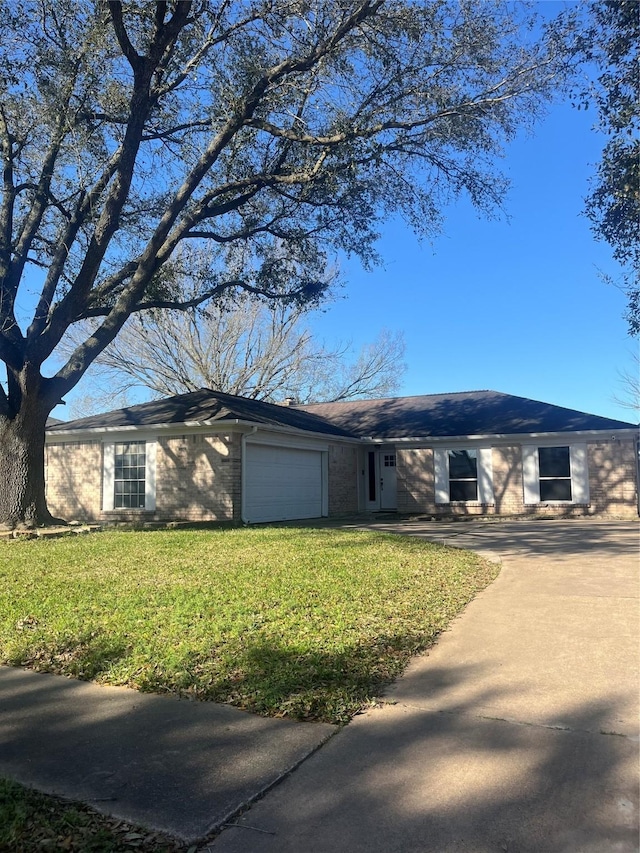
left=0, top=525, right=498, bottom=724
left=0, top=525, right=498, bottom=851
left=0, top=778, right=185, bottom=852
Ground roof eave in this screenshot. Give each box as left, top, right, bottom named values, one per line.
left=45, top=417, right=359, bottom=443
left=367, top=427, right=640, bottom=444
left=228, top=419, right=360, bottom=442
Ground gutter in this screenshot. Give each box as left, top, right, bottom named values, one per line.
left=363, top=427, right=640, bottom=446
left=45, top=417, right=359, bottom=445
left=46, top=419, right=638, bottom=448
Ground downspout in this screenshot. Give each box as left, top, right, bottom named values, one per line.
left=241, top=426, right=258, bottom=524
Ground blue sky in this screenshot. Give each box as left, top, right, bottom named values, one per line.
left=308, top=90, right=636, bottom=423
left=53, top=1, right=636, bottom=424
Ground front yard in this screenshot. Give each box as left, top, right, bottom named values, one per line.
left=0, top=525, right=498, bottom=724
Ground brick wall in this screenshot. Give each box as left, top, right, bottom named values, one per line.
left=397, top=448, right=434, bottom=514
left=45, top=440, right=103, bottom=522
left=492, top=445, right=524, bottom=516
left=396, top=439, right=638, bottom=519
left=587, top=438, right=638, bottom=516
left=45, top=433, right=639, bottom=523
left=328, top=443, right=359, bottom=515
left=153, top=433, right=241, bottom=523
left=46, top=433, right=243, bottom=524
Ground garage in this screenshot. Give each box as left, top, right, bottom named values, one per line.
left=243, top=442, right=326, bottom=523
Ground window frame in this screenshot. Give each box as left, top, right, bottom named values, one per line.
left=522, top=443, right=589, bottom=505
left=447, top=449, right=479, bottom=502
left=103, top=439, right=157, bottom=512
left=113, top=440, right=147, bottom=509
left=538, top=446, right=572, bottom=501
left=434, top=446, right=494, bottom=505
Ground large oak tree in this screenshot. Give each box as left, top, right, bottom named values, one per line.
left=0, top=0, right=569, bottom=527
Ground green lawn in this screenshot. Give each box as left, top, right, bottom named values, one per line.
left=1, top=525, right=498, bottom=851
left=0, top=525, right=497, bottom=724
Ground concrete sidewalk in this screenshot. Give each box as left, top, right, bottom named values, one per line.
left=212, top=520, right=639, bottom=852
left=0, top=667, right=336, bottom=843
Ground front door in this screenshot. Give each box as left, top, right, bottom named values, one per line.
left=365, top=449, right=397, bottom=511
left=380, top=451, right=397, bottom=510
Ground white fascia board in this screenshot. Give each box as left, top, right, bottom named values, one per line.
left=45, top=418, right=360, bottom=445
left=358, top=440, right=398, bottom=449
left=45, top=420, right=239, bottom=441
left=244, top=429, right=330, bottom=452
left=46, top=419, right=639, bottom=447
left=47, top=423, right=185, bottom=442
left=46, top=424, right=182, bottom=443
left=382, top=428, right=640, bottom=446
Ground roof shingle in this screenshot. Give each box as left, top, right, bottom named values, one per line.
left=47, top=388, right=637, bottom=440
left=46, top=389, right=354, bottom=438
left=297, top=390, right=637, bottom=438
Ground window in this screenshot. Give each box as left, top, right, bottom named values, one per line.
left=434, top=447, right=494, bottom=504
left=114, top=441, right=146, bottom=508
left=448, top=449, right=478, bottom=501
left=384, top=454, right=396, bottom=468
left=103, top=439, right=156, bottom=512
left=367, top=451, right=377, bottom=501
left=538, top=446, right=572, bottom=501
left=522, top=443, right=589, bottom=505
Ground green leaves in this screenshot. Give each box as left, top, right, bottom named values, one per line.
left=566, top=0, right=640, bottom=335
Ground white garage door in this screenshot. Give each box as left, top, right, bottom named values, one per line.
left=244, top=443, right=324, bottom=523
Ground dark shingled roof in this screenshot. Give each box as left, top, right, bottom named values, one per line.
left=46, top=389, right=355, bottom=438
left=46, top=388, right=637, bottom=440
left=296, top=390, right=638, bottom=439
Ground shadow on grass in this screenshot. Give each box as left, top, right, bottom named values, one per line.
left=7, top=631, right=130, bottom=682
left=6, top=624, right=442, bottom=724
left=134, top=631, right=435, bottom=724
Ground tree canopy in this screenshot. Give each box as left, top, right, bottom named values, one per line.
left=571, top=0, right=639, bottom=334
left=0, top=0, right=571, bottom=526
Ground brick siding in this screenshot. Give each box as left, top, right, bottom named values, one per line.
left=153, top=433, right=242, bottom=523
left=397, top=439, right=638, bottom=519
left=587, top=438, right=638, bottom=517
left=45, top=440, right=103, bottom=521
left=46, top=433, right=242, bottom=524
left=327, top=443, right=359, bottom=515
left=396, top=448, right=435, bottom=514
left=46, top=433, right=638, bottom=524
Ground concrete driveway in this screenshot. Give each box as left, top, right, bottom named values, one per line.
left=213, top=520, right=639, bottom=852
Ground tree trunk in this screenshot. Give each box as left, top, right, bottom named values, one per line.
left=0, top=383, right=64, bottom=529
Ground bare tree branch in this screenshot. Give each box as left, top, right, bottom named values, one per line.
left=612, top=351, right=640, bottom=417
left=61, top=299, right=406, bottom=406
